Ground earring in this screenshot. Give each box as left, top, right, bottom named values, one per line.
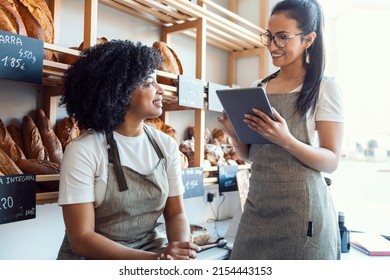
left=305, top=48, right=310, bottom=64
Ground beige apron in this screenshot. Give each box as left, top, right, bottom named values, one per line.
left=57, top=126, right=169, bottom=259
left=230, top=92, right=340, bottom=260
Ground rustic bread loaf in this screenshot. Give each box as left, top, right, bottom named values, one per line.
left=152, top=41, right=182, bottom=86
left=36, top=109, right=63, bottom=164
left=22, top=115, right=49, bottom=160
left=55, top=116, right=80, bottom=150
left=0, top=0, right=27, bottom=35
left=16, top=158, right=60, bottom=175
left=0, top=147, right=23, bottom=175
left=0, top=118, right=26, bottom=162
left=11, top=0, right=56, bottom=60
left=7, top=124, right=26, bottom=155
left=61, top=37, right=108, bottom=65
left=17, top=0, right=54, bottom=43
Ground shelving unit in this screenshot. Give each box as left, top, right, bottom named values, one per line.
left=2, top=0, right=268, bottom=204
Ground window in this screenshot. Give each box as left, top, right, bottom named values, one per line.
left=320, top=0, right=390, bottom=236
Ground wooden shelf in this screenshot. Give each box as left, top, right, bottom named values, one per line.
left=99, top=0, right=265, bottom=52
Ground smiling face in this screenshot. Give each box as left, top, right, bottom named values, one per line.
left=128, top=72, right=164, bottom=121
left=267, top=13, right=307, bottom=69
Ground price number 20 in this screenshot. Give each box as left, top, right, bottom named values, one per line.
left=0, top=196, right=14, bottom=210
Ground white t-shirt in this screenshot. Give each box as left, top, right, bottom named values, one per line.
left=252, top=75, right=344, bottom=145
left=58, top=125, right=184, bottom=207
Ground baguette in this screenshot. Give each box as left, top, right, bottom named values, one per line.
left=0, top=147, right=23, bottom=175
left=22, top=115, right=49, bottom=160
left=0, top=118, right=26, bottom=162
left=0, top=0, right=27, bottom=35
left=16, top=158, right=60, bottom=175
left=36, top=109, right=63, bottom=164
left=7, top=124, right=26, bottom=155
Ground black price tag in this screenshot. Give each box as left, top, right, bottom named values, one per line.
left=181, top=167, right=204, bottom=199
left=0, top=174, right=36, bottom=225
left=218, top=165, right=238, bottom=193
left=178, top=75, right=204, bottom=109
left=208, top=82, right=230, bottom=112
left=0, top=30, right=44, bottom=84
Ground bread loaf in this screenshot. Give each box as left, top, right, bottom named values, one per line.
left=55, top=116, right=80, bottom=150
left=36, top=109, right=63, bottom=164
left=16, top=158, right=60, bottom=175
left=22, top=115, right=49, bottom=160
left=61, top=37, right=109, bottom=65
left=10, top=0, right=56, bottom=60
left=0, top=118, right=26, bottom=162
left=0, top=147, right=23, bottom=175
left=7, top=124, right=26, bottom=155
left=152, top=41, right=182, bottom=86
left=0, top=0, right=27, bottom=35
left=17, top=0, right=54, bottom=43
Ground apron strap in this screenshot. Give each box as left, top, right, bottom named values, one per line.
left=143, top=125, right=165, bottom=160
left=106, top=126, right=165, bottom=192
left=106, top=132, right=128, bottom=192
left=257, top=70, right=280, bottom=87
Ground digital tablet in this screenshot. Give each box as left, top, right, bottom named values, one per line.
left=216, top=87, right=275, bottom=144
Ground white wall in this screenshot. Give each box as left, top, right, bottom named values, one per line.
left=0, top=0, right=257, bottom=259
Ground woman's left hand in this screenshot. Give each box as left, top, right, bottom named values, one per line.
left=160, top=241, right=200, bottom=260
left=244, top=107, right=293, bottom=148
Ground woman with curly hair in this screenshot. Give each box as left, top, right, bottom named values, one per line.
left=57, top=40, right=199, bottom=260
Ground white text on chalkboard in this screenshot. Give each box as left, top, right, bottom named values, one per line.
left=0, top=34, right=23, bottom=46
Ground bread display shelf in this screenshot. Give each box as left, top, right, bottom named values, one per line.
left=100, top=0, right=264, bottom=52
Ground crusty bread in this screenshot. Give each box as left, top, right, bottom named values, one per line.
left=152, top=41, right=182, bottom=86
left=16, top=158, right=60, bottom=175
left=11, top=0, right=56, bottom=60
left=6, top=124, right=25, bottom=155
left=0, top=118, right=26, bottom=162
left=0, top=147, right=23, bottom=175
left=61, top=37, right=109, bottom=65
left=0, top=0, right=27, bottom=35
left=22, top=115, right=49, bottom=160
left=36, top=109, right=63, bottom=164
left=17, top=0, right=54, bottom=43
left=55, top=116, right=80, bottom=150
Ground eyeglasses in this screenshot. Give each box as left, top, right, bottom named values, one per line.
left=260, top=32, right=303, bottom=48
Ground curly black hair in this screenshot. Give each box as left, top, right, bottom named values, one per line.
left=60, top=39, right=163, bottom=133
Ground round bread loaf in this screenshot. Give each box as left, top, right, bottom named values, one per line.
left=36, top=109, right=63, bottom=165
left=0, top=0, right=27, bottom=35
left=61, top=37, right=108, bottom=65
left=152, top=41, right=182, bottom=86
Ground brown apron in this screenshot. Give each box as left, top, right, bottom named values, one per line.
left=230, top=92, right=340, bottom=260
left=57, top=126, right=169, bottom=259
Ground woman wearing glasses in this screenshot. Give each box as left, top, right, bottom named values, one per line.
left=219, top=0, right=344, bottom=259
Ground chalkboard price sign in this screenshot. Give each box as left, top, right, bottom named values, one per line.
left=0, top=30, right=44, bottom=84
left=207, top=82, right=230, bottom=112
left=181, top=167, right=204, bottom=199
left=178, top=75, right=204, bottom=109
left=0, top=174, right=36, bottom=225
left=218, top=165, right=238, bottom=193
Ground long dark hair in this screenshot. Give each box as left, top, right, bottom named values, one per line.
left=272, top=0, right=325, bottom=117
